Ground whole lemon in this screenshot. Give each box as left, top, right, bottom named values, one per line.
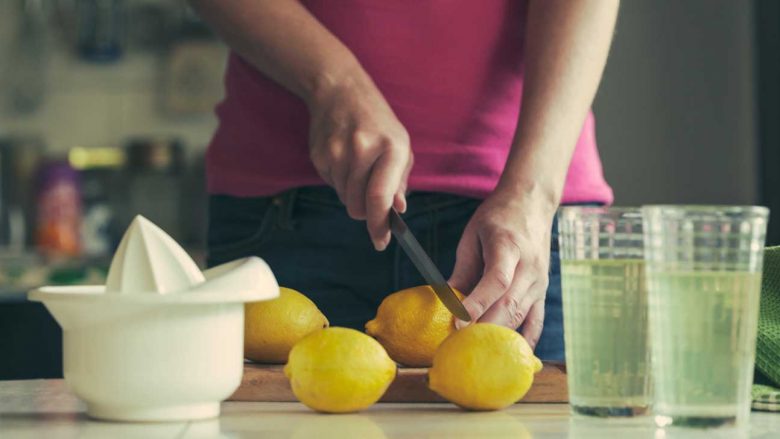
left=244, top=287, right=328, bottom=363
left=284, top=327, right=397, bottom=413
left=428, top=323, right=543, bottom=411
left=365, top=285, right=463, bottom=367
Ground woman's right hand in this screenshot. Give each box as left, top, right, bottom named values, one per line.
left=307, top=74, right=413, bottom=251
left=187, top=1, right=411, bottom=251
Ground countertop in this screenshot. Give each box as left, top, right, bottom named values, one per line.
left=1, top=380, right=779, bottom=438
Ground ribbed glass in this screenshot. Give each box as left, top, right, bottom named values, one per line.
left=558, top=207, right=650, bottom=417
left=642, top=205, right=769, bottom=428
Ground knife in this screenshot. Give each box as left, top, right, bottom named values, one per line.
left=388, top=209, right=472, bottom=321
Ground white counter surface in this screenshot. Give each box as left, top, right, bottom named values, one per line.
left=1, top=380, right=779, bottom=438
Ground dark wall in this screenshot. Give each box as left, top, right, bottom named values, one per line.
left=594, top=0, right=758, bottom=205
left=757, top=0, right=780, bottom=245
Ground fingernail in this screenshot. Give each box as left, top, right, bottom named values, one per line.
left=375, top=238, right=389, bottom=252
left=455, top=319, right=467, bottom=330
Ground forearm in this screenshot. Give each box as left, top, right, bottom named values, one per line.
left=188, top=0, right=366, bottom=105
left=498, top=0, right=619, bottom=213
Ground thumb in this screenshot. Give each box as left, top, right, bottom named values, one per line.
left=449, top=230, right=480, bottom=292
left=393, top=182, right=407, bottom=213
left=449, top=232, right=481, bottom=329
left=393, top=155, right=413, bottom=213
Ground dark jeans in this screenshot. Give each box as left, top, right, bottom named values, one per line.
left=207, top=186, right=564, bottom=361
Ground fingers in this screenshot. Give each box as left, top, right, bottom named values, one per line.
left=366, top=147, right=409, bottom=251
left=310, top=139, right=349, bottom=204
left=478, top=276, right=537, bottom=328
left=449, top=229, right=481, bottom=306
left=520, top=299, right=545, bottom=349
left=393, top=191, right=407, bottom=214
left=313, top=129, right=412, bottom=235
left=393, top=155, right=413, bottom=213
left=392, top=176, right=408, bottom=214
left=345, top=135, right=381, bottom=220
left=456, top=235, right=520, bottom=328
left=346, top=170, right=370, bottom=220
left=310, top=116, right=410, bottom=250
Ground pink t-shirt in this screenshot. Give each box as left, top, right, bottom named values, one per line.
left=207, top=0, right=613, bottom=204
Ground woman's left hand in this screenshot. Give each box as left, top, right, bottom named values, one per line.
left=448, top=187, right=556, bottom=349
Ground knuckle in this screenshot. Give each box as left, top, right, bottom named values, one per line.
left=351, top=130, right=372, bottom=147
left=492, top=269, right=513, bottom=291
left=350, top=144, right=367, bottom=160
left=472, top=295, right=492, bottom=316
left=502, top=295, right=525, bottom=327
left=350, top=131, right=374, bottom=155
left=383, top=132, right=409, bottom=154
left=396, top=127, right=410, bottom=145
left=497, top=231, right=522, bottom=250
left=378, top=136, right=395, bottom=154
left=487, top=233, right=522, bottom=259
left=326, top=147, right=343, bottom=163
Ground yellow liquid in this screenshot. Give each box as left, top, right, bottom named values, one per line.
left=648, top=270, right=761, bottom=426
left=561, top=259, right=651, bottom=414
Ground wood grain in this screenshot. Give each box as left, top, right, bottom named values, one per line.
left=229, top=362, right=568, bottom=403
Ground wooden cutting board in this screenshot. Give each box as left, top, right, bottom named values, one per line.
left=229, top=362, right=568, bottom=403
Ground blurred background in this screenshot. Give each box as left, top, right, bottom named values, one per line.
left=0, top=0, right=777, bottom=378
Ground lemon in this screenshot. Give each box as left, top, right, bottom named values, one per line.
left=365, top=285, right=463, bottom=367
left=244, top=287, right=328, bottom=363
left=284, top=327, right=397, bottom=413
left=428, top=323, right=543, bottom=411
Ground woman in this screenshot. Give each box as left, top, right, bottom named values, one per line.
left=191, top=0, right=618, bottom=361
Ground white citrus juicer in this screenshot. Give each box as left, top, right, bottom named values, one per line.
left=29, top=215, right=279, bottom=422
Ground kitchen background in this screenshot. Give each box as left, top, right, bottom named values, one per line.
left=1, top=0, right=777, bottom=379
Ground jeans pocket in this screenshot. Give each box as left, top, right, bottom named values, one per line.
left=207, top=196, right=278, bottom=264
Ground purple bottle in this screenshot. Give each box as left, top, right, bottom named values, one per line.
left=35, top=161, right=83, bottom=257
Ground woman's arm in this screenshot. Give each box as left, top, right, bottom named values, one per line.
left=450, top=0, right=620, bottom=346
left=189, top=0, right=412, bottom=250
left=502, top=0, right=619, bottom=205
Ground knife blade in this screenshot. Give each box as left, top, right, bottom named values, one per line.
left=388, top=209, right=472, bottom=321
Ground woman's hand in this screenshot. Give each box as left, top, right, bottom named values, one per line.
left=307, top=74, right=413, bottom=251
left=187, top=0, right=412, bottom=251
left=448, top=187, right=556, bottom=348
left=444, top=0, right=619, bottom=350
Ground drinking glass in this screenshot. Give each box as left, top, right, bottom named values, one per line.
left=642, top=205, right=769, bottom=428
left=558, top=207, right=651, bottom=417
